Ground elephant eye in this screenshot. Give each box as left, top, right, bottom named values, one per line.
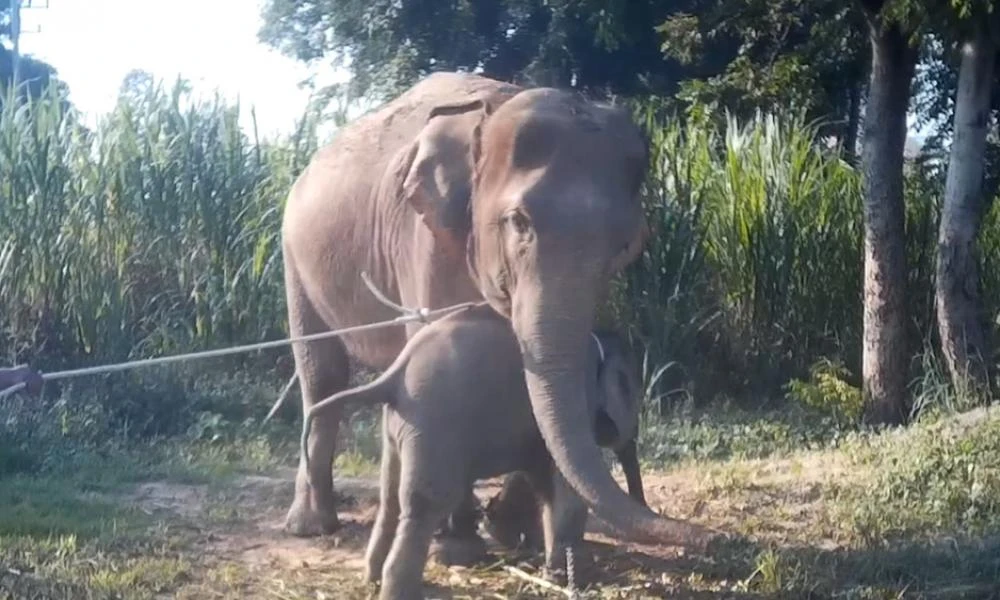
left=506, top=210, right=531, bottom=236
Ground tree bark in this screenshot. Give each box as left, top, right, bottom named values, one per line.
left=844, top=79, right=862, bottom=166
left=935, top=25, right=996, bottom=401
left=859, top=15, right=918, bottom=425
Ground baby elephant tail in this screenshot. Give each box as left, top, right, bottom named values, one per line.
left=301, top=349, right=409, bottom=469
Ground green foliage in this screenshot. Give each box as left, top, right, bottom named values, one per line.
left=0, top=71, right=987, bottom=450
left=839, top=408, right=1000, bottom=544
left=0, top=77, right=316, bottom=368
left=616, top=103, right=865, bottom=402
left=637, top=403, right=850, bottom=465
left=0, top=77, right=323, bottom=442
left=257, top=0, right=732, bottom=100
left=657, top=0, right=869, bottom=154
left=704, top=112, right=862, bottom=366
left=613, top=97, right=1000, bottom=412
left=786, top=358, right=864, bottom=425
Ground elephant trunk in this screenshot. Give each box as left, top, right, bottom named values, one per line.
left=513, top=282, right=719, bottom=549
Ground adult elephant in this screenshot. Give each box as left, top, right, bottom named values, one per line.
left=281, top=71, right=716, bottom=554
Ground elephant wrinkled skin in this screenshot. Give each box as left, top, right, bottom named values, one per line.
left=300, top=305, right=657, bottom=598
left=280, top=71, right=719, bottom=553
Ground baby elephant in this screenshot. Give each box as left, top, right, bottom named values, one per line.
left=301, top=304, right=644, bottom=600
left=483, top=379, right=648, bottom=552
left=483, top=442, right=646, bottom=552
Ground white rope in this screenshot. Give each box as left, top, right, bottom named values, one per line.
left=0, top=382, right=26, bottom=399
left=0, top=272, right=483, bottom=401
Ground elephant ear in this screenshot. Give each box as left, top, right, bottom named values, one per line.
left=596, top=333, right=642, bottom=443
left=400, top=98, right=492, bottom=255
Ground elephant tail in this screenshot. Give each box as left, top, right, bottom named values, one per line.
left=301, top=339, right=417, bottom=468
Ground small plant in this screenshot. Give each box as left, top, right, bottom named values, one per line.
left=743, top=548, right=785, bottom=594
left=785, top=358, right=863, bottom=425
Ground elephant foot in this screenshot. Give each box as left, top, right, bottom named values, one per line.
left=428, top=533, right=489, bottom=567
left=362, top=563, right=380, bottom=584
left=543, top=546, right=591, bottom=589
left=284, top=496, right=341, bottom=537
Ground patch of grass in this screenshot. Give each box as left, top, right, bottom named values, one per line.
left=0, top=416, right=302, bottom=599
left=0, top=478, right=147, bottom=539
left=834, top=406, right=1000, bottom=546
left=1, top=365, right=998, bottom=599
left=335, top=450, right=380, bottom=478
left=0, top=471, right=195, bottom=599
left=3, top=406, right=998, bottom=599
left=0, top=431, right=296, bottom=492
left=176, top=563, right=374, bottom=600
left=89, top=556, right=191, bottom=596
left=636, top=398, right=857, bottom=467
left=629, top=404, right=1000, bottom=598
left=731, top=536, right=1000, bottom=598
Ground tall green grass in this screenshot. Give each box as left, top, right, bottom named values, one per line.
left=616, top=101, right=989, bottom=414
left=0, top=78, right=991, bottom=445
left=0, top=79, right=318, bottom=442
left=615, top=105, right=866, bottom=405
left=0, top=79, right=317, bottom=367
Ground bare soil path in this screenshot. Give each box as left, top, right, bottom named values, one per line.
left=121, top=466, right=762, bottom=599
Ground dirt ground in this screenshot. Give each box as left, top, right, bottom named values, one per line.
left=120, top=467, right=757, bottom=599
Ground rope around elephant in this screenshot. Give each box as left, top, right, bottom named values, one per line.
left=0, top=272, right=483, bottom=401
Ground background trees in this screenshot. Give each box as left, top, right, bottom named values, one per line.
left=0, top=2, right=69, bottom=109
left=258, top=0, right=741, bottom=99
left=1, top=0, right=997, bottom=433
left=2, top=5, right=1000, bottom=597
left=932, top=4, right=999, bottom=403
left=257, top=0, right=1000, bottom=425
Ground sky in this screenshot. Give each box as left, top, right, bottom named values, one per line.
left=16, top=0, right=341, bottom=139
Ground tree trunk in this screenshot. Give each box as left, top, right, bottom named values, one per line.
left=844, top=77, right=863, bottom=166
left=859, top=16, right=918, bottom=425
left=935, top=25, right=996, bottom=402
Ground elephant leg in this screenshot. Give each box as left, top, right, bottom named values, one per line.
left=365, top=424, right=401, bottom=583
left=615, top=438, right=648, bottom=508
left=534, top=469, right=588, bottom=585
left=380, top=512, right=444, bottom=600
left=284, top=266, right=352, bottom=537
left=429, top=486, right=488, bottom=567
left=484, top=471, right=548, bottom=550
left=380, top=451, right=456, bottom=600
left=483, top=470, right=543, bottom=551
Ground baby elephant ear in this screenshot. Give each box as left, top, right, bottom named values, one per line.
left=400, top=98, right=492, bottom=256
left=597, top=335, right=643, bottom=442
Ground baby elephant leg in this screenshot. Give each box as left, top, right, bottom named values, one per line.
left=364, top=425, right=401, bottom=583
left=380, top=512, right=443, bottom=600
left=379, top=450, right=460, bottom=600
left=483, top=471, right=543, bottom=552
left=615, top=438, right=648, bottom=508
left=536, top=470, right=588, bottom=585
